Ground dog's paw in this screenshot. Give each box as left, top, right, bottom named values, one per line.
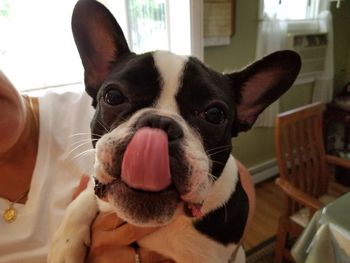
left=48, top=224, right=90, bottom=263
left=48, top=181, right=98, bottom=263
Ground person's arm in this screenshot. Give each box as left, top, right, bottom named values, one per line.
left=0, top=71, right=26, bottom=156
left=0, top=71, right=37, bottom=204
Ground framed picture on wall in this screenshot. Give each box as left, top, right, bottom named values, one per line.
left=204, top=0, right=235, bottom=46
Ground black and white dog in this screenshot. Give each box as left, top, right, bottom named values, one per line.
left=49, top=0, right=301, bottom=262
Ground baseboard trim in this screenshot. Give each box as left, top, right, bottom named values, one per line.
left=248, top=159, right=279, bottom=184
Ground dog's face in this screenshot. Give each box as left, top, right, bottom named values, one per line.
left=72, top=0, right=301, bottom=226
left=90, top=52, right=236, bottom=225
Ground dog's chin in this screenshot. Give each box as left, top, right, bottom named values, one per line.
left=98, top=179, right=182, bottom=226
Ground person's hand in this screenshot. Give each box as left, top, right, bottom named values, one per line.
left=72, top=174, right=90, bottom=200
left=86, top=212, right=174, bottom=263
left=0, top=71, right=26, bottom=156
left=71, top=176, right=174, bottom=263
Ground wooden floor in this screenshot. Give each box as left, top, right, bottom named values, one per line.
left=243, top=175, right=350, bottom=250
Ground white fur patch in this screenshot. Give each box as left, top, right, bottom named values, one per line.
left=153, top=50, right=188, bottom=112
left=202, top=155, right=238, bottom=214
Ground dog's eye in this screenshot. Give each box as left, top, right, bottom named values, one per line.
left=104, top=89, right=125, bottom=106
left=204, top=106, right=226, bottom=124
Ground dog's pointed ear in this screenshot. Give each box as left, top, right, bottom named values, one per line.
left=228, top=50, right=301, bottom=135
left=72, top=0, right=131, bottom=104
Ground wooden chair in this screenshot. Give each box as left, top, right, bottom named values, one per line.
left=274, top=102, right=350, bottom=263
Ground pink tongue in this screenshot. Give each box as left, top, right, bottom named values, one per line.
left=121, top=127, right=171, bottom=192
left=187, top=203, right=203, bottom=218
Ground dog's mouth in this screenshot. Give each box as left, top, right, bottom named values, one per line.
left=94, top=178, right=204, bottom=219
left=94, top=127, right=205, bottom=225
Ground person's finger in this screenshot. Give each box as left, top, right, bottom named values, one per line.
left=138, top=247, right=174, bottom=263
left=110, top=223, right=158, bottom=245
left=71, top=174, right=90, bottom=200
left=92, top=212, right=125, bottom=231
left=87, top=245, right=135, bottom=263
left=88, top=213, right=127, bottom=254
left=92, top=222, right=158, bottom=248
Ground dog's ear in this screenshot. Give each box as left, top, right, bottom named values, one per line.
left=72, top=0, right=131, bottom=104
left=227, top=50, right=301, bottom=135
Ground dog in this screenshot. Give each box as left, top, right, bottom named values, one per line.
left=48, top=0, right=301, bottom=262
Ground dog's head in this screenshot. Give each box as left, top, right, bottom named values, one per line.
left=72, top=0, right=300, bottom=226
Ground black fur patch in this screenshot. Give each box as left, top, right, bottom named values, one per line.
left=90, top=53, right=162, bottom=143
left=193, top=177, right=249, bottom=245
left=177, top=57, right=235, bottom=179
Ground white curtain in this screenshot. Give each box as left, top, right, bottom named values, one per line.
left=254, top=0, right=288, bottom=127
left=313, top=9, right=334, bottom=103
left=254, top=0, right=333, bottom=127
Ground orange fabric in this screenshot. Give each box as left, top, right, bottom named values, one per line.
left=236, top=160, right=256, bottom=241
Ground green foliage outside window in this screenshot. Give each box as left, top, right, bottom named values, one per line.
left=0, top=0, right=10, bottom=18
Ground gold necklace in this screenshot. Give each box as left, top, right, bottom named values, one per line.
left=3, top=189, right=30, bottom=223
left=2, top=95, right=38, bottom=223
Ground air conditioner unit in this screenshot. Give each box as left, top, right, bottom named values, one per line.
left=286, top=32, right=328, bottom=77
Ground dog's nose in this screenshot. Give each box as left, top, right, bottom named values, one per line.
left=136, top=115, right=183, bottom=142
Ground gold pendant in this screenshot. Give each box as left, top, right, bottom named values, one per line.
left=3, top=206, right=17, bottom=223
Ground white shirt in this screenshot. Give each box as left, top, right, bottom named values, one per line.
left=0, top=88, right=95, bottom=263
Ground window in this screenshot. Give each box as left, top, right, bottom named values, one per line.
left=262, top=0, right=320, bottom=20
left=105, top=0, right=169, bottom=53
left=108, top=0, right=202, bottom=57
left=0, top=0, right=80, bottom=91
left=0, top=0, right=202, bottom=91
left=127, top=0, right=168, bottom=53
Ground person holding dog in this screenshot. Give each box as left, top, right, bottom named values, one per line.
left=0, top=70, right=173, bottom=263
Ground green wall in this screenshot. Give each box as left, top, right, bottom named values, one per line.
left=204, top=0, right=258, bottom=72
left=204, top=0, right=349, bottom=168
left=228, top=83, right=314, bottom=168
left=332, top=0, right=350, bottom=94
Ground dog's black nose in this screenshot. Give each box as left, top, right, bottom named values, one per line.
left=136, top=115, right=183, bottom=142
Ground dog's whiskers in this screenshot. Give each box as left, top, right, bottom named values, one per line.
left=207, top=172, right=217, bottom=182
left=206, top=145, right=231, bottom=154
left=189, top=155, right=209, bottom=162
left=71, top=138, right=97, bottom=147
left=207, top=148, right=232, bottom=157
left=67, top=140, right=96, bottom=157
left=96, top=119, right=110, bottom=133
left=69, top=132, right=101, bottom=138
left=72, top=149, right=96, bottom=161
left=111, top=111, right=128, bottom=123
left=224, top=203, right=228, bottom=224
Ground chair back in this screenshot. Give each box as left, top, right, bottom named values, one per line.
left=275, top=102, right=328, bottom=215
